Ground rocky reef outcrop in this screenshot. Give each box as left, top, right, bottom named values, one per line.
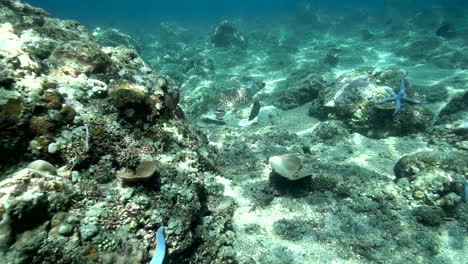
left=211, top=20, right=247, bottom=48
left=308, top=68, right=431, bottom=138
left=394, top=150, right=468, bottom=226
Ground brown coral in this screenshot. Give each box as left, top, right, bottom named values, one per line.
left=0, top=98, right=22, bottom=117
left=0, top=120, right=19, bottom=140
left=109, top=81, right=166, bottom=121
left=60, top=105, right=76, bottom=124
left=29, top=116, right=55, bottom=135
left=43, top=90, right=63, bottom=109
left=109, top=81, right=148, bottom=109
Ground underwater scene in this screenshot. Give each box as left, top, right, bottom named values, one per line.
left=0, top=0, right=467, bottom=263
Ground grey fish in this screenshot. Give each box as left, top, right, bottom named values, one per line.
left=269, top=154, right=315, bottom=181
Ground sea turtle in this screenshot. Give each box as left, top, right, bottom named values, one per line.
left=201, top=81, right=265, bottom=125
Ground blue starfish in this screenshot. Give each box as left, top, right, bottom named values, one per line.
left=378, top=79, right=420, bottom=116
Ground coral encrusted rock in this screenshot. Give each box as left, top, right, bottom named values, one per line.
left=309, top=68, right=431, bottom=138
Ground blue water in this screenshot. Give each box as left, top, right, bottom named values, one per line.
left=24, top=0, right=467, bottom=31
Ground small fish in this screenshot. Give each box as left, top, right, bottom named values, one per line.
left=150, top=226, right=166, bottom=264
left=248, top=99, right=260, bottom=121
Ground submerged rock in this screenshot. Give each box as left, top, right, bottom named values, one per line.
left=437, top=91, right=468, bottom=120
left=309, top=68, right=430, bottom=138
left=211, top=20, right=247, bottom=48
left=26, top=159, right=57, bottom=175
left=273, top=73, right=325, bottom=110
left=117, top=160, right=158, bottom=184
left=0, top=168, right=78, bottom=256
left=394, top=150, right=467, bottom=219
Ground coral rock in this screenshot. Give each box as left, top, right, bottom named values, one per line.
left=43, top=90, right=63, bottom=109
left=117, top=160, right=158, bottom=184
left=309, top=68, right=430, bottom=138
left=29, top=115, right=55, bottom=135
left=0, top=168, right=78, bottom=254
left=48, top=41, right=112, bottom=77
left=211, top=20, right=247, bottom=48
left=109, top=81, right=161, bottom=120
left=27, top=159, right=57, bottom=175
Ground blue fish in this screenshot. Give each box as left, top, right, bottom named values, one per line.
left=150, top=226, right=166, bottom=264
